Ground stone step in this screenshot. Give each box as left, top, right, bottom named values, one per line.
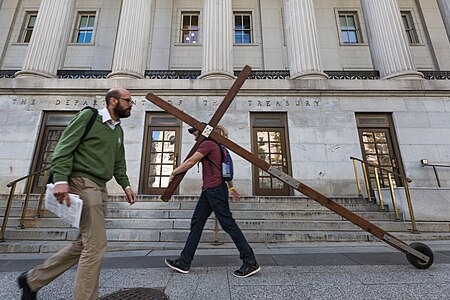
left=166, top=210, right=397, bottom=221
left=0, top=194, right=373, bottom=204
left=0, top=203, right=387, bottom=221
left=160, top=229, right=450, bottom=244
left=1, top=208, right=397, bottom=221
left=106, top=228, right=450, bottom=243
left=3, top=208, right=402, bottom=230
left=2, top=227, right=449, bottom=254
left=0, top=228, right=374, bottom=243
left=2, top=193, right=446, bottom=255
left=106, top=202, right=385, bottom=212
left=5, top=218, right=73, bottom=228
left=6, top=196, right=372, bottom=205
left=2, top=233, right=450, bottom=254
left=3, top=220, right=448, bottom=242
left=171, top=219, right=449, bottom=233
left=0, top=208, right=69, bottom=218
left=0, top=241, right=177, bottom=254
left=3, top=228, right=73, bottom=241
left=0, top=197, right=382, bottom=213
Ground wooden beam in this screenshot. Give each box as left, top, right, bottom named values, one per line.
left=146, top=65, right=252, bottom=201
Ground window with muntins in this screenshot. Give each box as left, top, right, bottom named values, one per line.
left=339, top=12, right=361, bottom=44
left=140, top=113, right=181, bottom=195
left=401, top=12, right=419, bottom=44
left=234, top=13, right=252, bottom=44
left=74, top=12, right=95, bottom=43
left=20, top=12, right=37, bottom=43
left=181, top=12, right=199, bottom=44
left=355, top=113, right=405, bottom=190
left=250, top=113, right=292, bottom=196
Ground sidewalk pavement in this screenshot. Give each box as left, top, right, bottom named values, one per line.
left=1, top=240, right=450, bottom=299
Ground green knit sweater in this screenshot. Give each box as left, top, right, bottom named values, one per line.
left=51, top=108, right=130, bottom=189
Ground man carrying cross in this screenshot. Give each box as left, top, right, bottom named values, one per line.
left=148, top=64, right=434, bottom=273
left=164, top=124, right=260, bottom=278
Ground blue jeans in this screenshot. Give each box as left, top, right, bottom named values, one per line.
left=179, top=183, right=257, bottom=268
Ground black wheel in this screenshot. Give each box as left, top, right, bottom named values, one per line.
left=406, top=242, right=434, bottom=269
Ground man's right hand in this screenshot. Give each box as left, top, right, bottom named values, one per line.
left=53, top=183, right=71, bottom=207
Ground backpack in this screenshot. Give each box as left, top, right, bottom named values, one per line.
left=202, top=139, right=234, bottom=182
left=47, top=106, right=98, bottom=183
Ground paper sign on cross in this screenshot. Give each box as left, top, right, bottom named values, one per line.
left=145, top=65, right=432, bottom=269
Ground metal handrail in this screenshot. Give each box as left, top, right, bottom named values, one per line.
left=421, top=160, right=450, bottom=187
left=350, top=157, right=412, bottom=183
left=350, top=157, right=418, bottom=232
left=7, top=167, right=51, bottom=187
left=0, top=167, right=50, bottom=242
left=212, top=215, right=223, bottom=246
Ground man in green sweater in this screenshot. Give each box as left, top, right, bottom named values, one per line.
left=18, top=88, right=137, bottom=300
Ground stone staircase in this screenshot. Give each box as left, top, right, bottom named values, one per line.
left=1, top=194, right=450, bottom=253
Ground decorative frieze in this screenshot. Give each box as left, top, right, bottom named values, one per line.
left=57, top=70, right=110, bottom=79
left=145, top=70, right=201, bottom=79
left=5, top=69, right=450, bottom=80
left=0, top=70, right=18, bottom=78
left=325, top=71, right=380, bottom=80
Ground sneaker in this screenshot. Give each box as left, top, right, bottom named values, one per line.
left=165, top=258, right=190, bottom=274
left=233, top=263, right=261, bottom=278
left=18, top=271, right=37, bottom=300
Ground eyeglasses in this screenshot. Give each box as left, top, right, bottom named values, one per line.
left=117, top=97, right=133, bottom=104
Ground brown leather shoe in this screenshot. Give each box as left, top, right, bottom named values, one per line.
left=18, top=271, right=37, bottom=300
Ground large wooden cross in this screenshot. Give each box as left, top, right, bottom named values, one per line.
left=145, top=65, right=432, bottom=269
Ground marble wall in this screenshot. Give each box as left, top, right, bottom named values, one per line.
left=1, top=79, right=449, bottom=197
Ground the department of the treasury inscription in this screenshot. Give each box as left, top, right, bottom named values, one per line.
left=9, top=97, right=321, bottom=110
left=10, top=98, right=105, bottom=107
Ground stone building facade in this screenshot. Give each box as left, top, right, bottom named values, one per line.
left=0, top=0, right=449, bottom=199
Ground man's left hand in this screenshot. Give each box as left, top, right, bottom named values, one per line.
left=230, top=189, right=241, bottom=202
left=125, top=188, right=137, bottom=205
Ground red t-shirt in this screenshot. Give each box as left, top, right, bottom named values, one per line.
left=197, top=140, right=223, bottom=190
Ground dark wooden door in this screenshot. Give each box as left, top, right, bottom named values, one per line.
left=141, top=114, right=181, bottom=194
left=252, top=128, right=290, bottom=195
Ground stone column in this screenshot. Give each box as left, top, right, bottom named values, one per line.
left=360, top=0, right=423, bottom=79
left=15, top=0, right=75, bottom=78
left=199, top=0, right=234, bottom=79
left=437, top=0, right=450, bottom=41
left=282, top=0, right=327, bottom=79
left=108, top=0, right=153, bottom=79
left=0, top=0, right=19, bottom=62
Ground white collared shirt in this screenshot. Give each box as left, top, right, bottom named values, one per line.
left=99, top=107, right=121, bottom=130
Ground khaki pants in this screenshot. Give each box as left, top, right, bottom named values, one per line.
left=27, top=177, right=108, bottom=300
